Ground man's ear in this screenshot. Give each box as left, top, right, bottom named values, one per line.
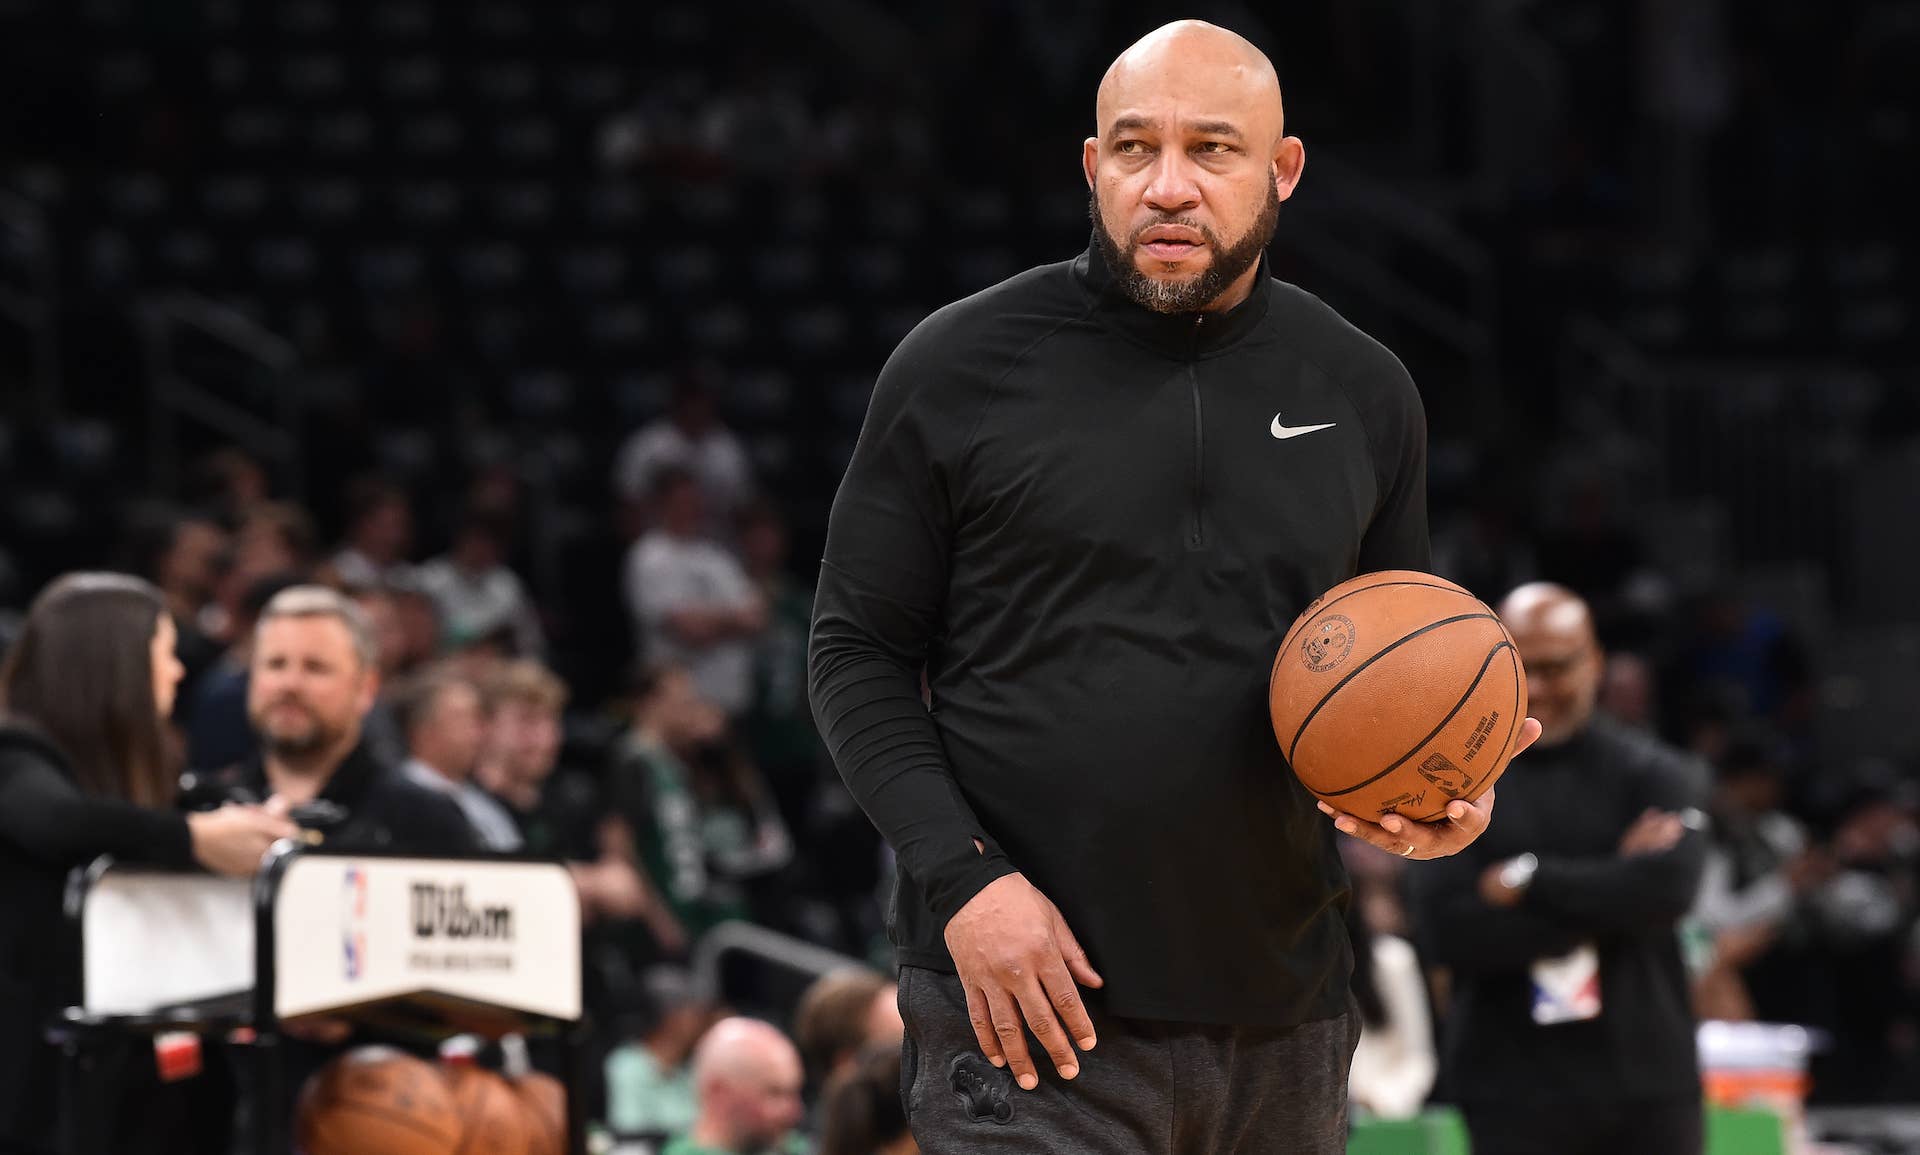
left=1082, top=136, right=1099, bottom=188
left=1273, top=135, right=1307, bottom=204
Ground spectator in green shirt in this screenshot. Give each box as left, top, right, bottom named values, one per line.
left=609, top=665, right=793, bottom=938
left=735, top=499, right=826, bottom=834
left=605, top=967, right=712, bottom=1139
left=661, top=1017, right=806, bottom=1155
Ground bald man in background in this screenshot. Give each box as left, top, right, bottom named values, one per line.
left=1410, top=584, right=1709, bottom=1155
left=662, top=1018, right=806, bottom=1155
left=811, top=19, right=1536, bottom=1153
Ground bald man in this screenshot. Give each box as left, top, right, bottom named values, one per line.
left=663, top=1018, right=806, bottom=1155
left=811, top=20, right=1535, bottom=1153
left=1410, top=584, right=1709, bottom=1155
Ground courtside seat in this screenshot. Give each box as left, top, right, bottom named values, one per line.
left=774, top=190, right=829, bottom=241
left=779, top=304, right=848, bottom=360
left=102, top=172, right=168, bottom=224
left=656, top=245, right=722, bottom=295
left=309, top=109, right=375, bottom=159
left=82, top=229, right=138, bottom=291
left=370, top=427, right=439, bottom=480
left=369, top=0, right=434, bottom=41
left=277, top=0, right=338, bottom=39
left=745, top=431, right=794, bottom=481
left=581, top=303, right=653, bottom=352
left=251, top=236, right=319, bottom=288
left=751, top=246, right=820, bottom=297
left=155, top=230, right=221, bottom=287
left=1835, top=295, right=1908, bottom=348
left=201, top=174, right=271, bottom=226
left=494, top=116, right=558, bottom=166
left=581, top=180, right=647, bottom=231
left=222, top=105, right=295, bottom=153
left=392, top=180, right=465, bottom=230
left=556, top=247, right=629, bottom=297
left=398, top=112, right=469, bottom=161
left=207, top=49, right=252, bottom=97
left=558, top=64, right=627, bottom=112
left=727, top=368, right=794, bottom=426
left=490, top=181, right=556, bottom=232
left=471, top=0, right=534, bottom=41
left=292, top=177, right=362, bottom=228
left=353, top=244, right=427, bottom=294
left=843, top=246, right=907, bottom=297
left=608, top=373, right=673, bottom=428
left=507, top=370, right=575, bottom=424
left=685, top=304, right=751, bottom=353
left=380, top=55, right=446, bottom=104
left=473, top=61, right=540, bottom=108
left=282, top=53, right=349, bottom=102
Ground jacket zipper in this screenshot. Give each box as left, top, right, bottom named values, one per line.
left=1187, top=315, right=1206, bottom=549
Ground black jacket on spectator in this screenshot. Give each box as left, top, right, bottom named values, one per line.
left=0, top=724, right=197, bottom=1153
left=1410, top=715, right=1709, bottom=1108
left=810, top=240, right=1430, bottom=1026
left=211, top=741, right=476, bottom=855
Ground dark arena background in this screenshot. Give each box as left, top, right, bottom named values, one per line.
left=0, top=0, right=1916, bottom=1153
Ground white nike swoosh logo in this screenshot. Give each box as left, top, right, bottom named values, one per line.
left=1271, top=415, right=1337, bottom=440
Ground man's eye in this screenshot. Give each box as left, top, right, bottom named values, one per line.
left=1115, top=139, right=1148, bottom=155
left=1198, top=141, right=1233, bottom=154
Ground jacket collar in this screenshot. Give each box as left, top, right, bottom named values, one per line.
left=1073, top=229, right=1273, bottom=359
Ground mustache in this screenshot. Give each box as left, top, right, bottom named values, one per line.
left=1128, top=216, right=1220, bottom=247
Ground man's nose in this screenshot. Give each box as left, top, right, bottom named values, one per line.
left=1142, top=151, right=1201, bottom=214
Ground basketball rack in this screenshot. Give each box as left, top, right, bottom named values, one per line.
left=54, top=841, right=588, bottom=1155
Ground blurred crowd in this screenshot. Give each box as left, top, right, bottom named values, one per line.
left=0, top=366, right=912, bottom=1148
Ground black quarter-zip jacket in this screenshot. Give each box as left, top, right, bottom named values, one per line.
left=809, top=237, right=1430, bottom=1026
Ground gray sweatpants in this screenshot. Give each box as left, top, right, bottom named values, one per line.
left=898, top=965, right=1359, bottom=1155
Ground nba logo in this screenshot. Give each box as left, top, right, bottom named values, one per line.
left=342, top=866, right=369, bottom=980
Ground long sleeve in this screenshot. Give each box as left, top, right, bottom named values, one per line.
left=0, top=750, right=194, bottom=869
left=808, top=328, right=1016, bottom=926
left=1353, top=353, right=1431, bottom=573
left=1524, top=836, right=1709, bottom=932
left=1408, top=850, right=1588, bottom=970
left=1523, top=750, right=1710, bottom=933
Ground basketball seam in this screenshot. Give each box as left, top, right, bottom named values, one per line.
left=1285, top=612, right=1497, bottom=759
left=1314, top=641, right=1513, bottom=798
left=452, top=1083, right=520, bottom=1155
left=1497, top=639, right=1522, bottom=778
left=309, top=1100, right=460, bottom=1144
left=1274, top=579, right=1470, bottom=662
left=1390, top=639, right=1524, bottom=821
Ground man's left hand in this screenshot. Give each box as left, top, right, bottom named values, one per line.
left=1315, top=717, right=1542, bottom=860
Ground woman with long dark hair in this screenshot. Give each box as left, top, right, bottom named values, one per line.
left=817, top=1045, right=917, bottom=1155
left=0, top=573, right=296, bottom=1152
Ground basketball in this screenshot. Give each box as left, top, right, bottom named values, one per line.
left=1269, top=570, right=1528, bottom=821
left=295, top=1046, right=462, bottom=1155
left=444, top=1063, right=538, bottom=1155
left=512, top=1072, right=567, bottom=1155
